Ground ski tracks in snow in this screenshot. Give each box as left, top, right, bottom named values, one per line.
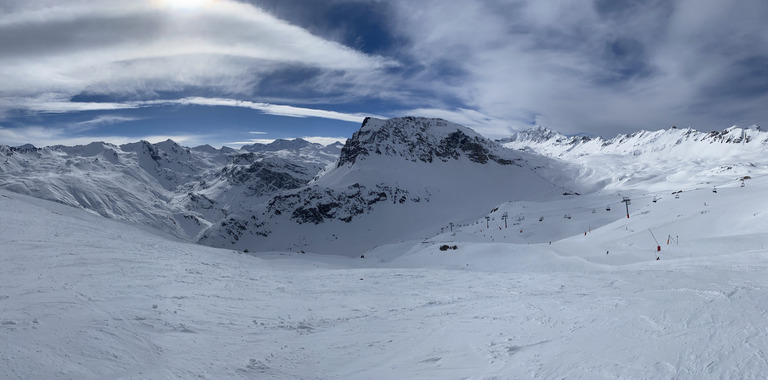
left=3, top=191, right=768, bottom=379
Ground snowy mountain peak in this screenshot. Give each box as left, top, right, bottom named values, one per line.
left=191, top=144, right=220, bottom=154
left=15, top=143, right=38, bottom=150
left=338, top=116, right=514, bottom=167
left=1, top=144, right=39, bottom=155
left=242, top=138, right=314, bottom=153
left=497, top=125, right=590, bottom=148
left=498, top=125, right=569, bottom=144
left=119, top=140, right=162, bottom=162
left=154, top=139, right=190, bottom=156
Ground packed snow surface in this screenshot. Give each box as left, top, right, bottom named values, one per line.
left=3, top=171, right=768, bottom=379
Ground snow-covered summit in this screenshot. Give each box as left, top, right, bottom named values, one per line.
left=338, top=116, right=515, bottom=166
left=201, top=116, right=571, bottom=254
left=497, top=125, right=572, bottom=145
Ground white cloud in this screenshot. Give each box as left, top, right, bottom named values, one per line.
left=0, top=95, right=137, bottom=113
left=68, top=115, right=143, bottom=133
left=390, top=0, right=768, bottom=136
left=3, top=0, right=765, bottom=140
left=249, top=131, right=268, bottom=135
left=2, top=95, right=378, bottom=124
left=401, top=108, right=515, bottom=138
left=152, top=97, right=377, bottom=123
left=0, top=0, right=396, bottom=111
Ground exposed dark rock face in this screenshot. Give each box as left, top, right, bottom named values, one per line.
left=267, top=183, right=423, bottom=225
left=339, top=117, right=520, bottom=167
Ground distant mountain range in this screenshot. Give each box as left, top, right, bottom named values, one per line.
left=499, top=124, right=765, bottom=157
left=0, top=138, right=342, bottom=241
left=2, top=118, right=767, bottom=255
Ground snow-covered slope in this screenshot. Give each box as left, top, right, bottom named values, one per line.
left=200, top=117, right=575, bottom=255
left=3, top=171, right=768, bottom=379
left=0, top=141, right=207, bottom=238
left=500, top=125, right=768, bottom=192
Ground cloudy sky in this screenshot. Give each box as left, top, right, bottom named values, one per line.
left=0, top=0, right=766, bottom=148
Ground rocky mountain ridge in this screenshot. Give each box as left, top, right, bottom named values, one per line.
left=200, top=117, right=568, bottom=254
left=339, top=117, right=518, bottom=166
left=0, top=138, right=341, bottom=240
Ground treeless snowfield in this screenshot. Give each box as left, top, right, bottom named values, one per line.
left=2, top=187, right=768, bottom=379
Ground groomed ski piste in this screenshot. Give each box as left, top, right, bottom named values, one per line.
left=2, top=173, right=768, bottom=378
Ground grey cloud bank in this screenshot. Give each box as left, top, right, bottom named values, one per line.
left=0, top=0, right=766, bottom=147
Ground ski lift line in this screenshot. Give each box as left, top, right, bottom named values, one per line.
left=443, top=173, right=762, bottom=234
left=607, top=178, right=744, bottom=204
left=484, top=184, right=713, bottom=222
left=485, top=196, right=649, bottom=222
left=648, top=228, right=660, bottom=245
left=651, top=175, right=760, bottom=196
left=620, top=174, right=760, bottom=201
